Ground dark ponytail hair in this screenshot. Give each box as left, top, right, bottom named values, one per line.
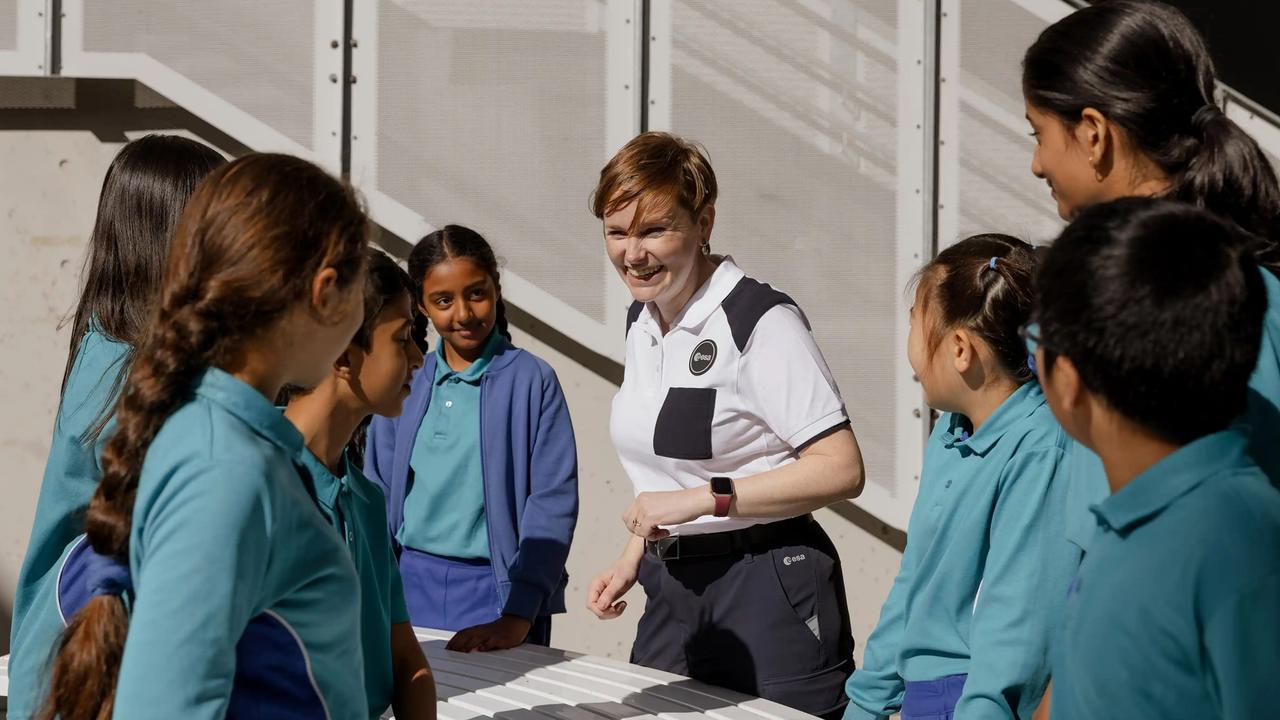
left=914, top=234, right=1039, bottom=383
left=41, top=153, right=370, bottom=720
left=63, top=134, right=225, bottom=396
left=1022, top=0, right=1280, bottom=252
left=407, top=224, right=512, bottom=342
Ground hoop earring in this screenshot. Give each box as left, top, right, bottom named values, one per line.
left=700, top=240, right=711, bottom=256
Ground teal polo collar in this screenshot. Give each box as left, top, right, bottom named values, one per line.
left=435, top=328, right=504, bottom=385
left=296, top=447, right=369, bottom=513
left=1091, top=430, right=1253, bottom=535
left=940, top=381, right=1046, bottom=457
left=194, top=367, right=304, bottom=456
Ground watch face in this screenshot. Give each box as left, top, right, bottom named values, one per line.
left=710, top=476, right=733, bottom=496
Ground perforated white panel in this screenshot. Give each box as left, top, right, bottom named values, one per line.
left=947, top=0, right=1064, bottom=246
left=0, top=1, right=17, bottom=51
left=368, top=0, right=615, bottom=324
left=60, top=0, right=342, bottom=170
left=660, top=0, right=923, bottom=523
left=79, top=1, right=315, bottom=148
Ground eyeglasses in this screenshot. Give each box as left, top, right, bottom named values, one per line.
left=1018, top=321, right=1043, bottom=377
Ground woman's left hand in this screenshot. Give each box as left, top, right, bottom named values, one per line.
left=623, top=489, right=714, bottom=539
left=446, top=615, right=532, bottom=653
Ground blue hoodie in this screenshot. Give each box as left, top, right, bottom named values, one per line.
left=364, top=337, right=579, bottom=621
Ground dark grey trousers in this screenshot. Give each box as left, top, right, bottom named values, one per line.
left=630, top=519, right=855, bottom=719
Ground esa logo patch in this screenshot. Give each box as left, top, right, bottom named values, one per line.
left=689, top=339, right=717, bottom=376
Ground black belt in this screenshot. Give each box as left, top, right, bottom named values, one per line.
left=644, top=514, right=816, bottom=561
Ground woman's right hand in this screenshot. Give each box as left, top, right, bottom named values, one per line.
left=586, top=538, right=645, bottom=619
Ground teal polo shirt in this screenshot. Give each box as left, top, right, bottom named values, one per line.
left=845, top=382, right=1074, bottom=720
left=1063, top=268, right=1280, bottom=566
left=8, top=328, right=128, bottom=720
left=114, top=367, right=365, bottom=719
left=297, top=446, right=411, bottom=720
left=1052, top=430, right=1280, bottom=719
left=397, top=331, right=500, bottom=560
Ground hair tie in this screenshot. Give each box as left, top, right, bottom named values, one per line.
left=988, top=256, right=999, bottom=270
left=84, top=550, right=133, bottom=597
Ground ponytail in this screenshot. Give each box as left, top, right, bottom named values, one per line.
left=42, top=153, right=370, bottom=719
left=1023, top=0, right=1280, bottom=247
left=1172, top=104, right=1280, bottom=254
left=914, top=234, right=1039, bottom=383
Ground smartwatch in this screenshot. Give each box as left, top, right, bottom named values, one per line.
left=710, top=476, right=734, bottom=517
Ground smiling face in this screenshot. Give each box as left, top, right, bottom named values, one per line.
left=419, top=256, right=498, bottom=359
left=603, top=198, right=716, bottom=321
left=348, top=290, right=423, bottom=417
left=1025, top=102, right=1104, bottom=220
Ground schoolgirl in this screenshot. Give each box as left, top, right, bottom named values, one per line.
left=844, top=235, right=1073, bottom=720
left=364, top=225, right=579, bottom=651
left=284, top=248, right=436, bottom=719
left=1021, top=0, right=1280, bottom=567
left=42, top=153, right=371, bottom=719
left=7, top=135, right=224, bottom=720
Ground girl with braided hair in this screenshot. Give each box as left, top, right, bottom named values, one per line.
left=364, top=224, right=579, bottom=653
left=42, top=153, right=372, bottom=720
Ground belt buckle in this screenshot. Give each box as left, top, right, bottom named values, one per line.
left=649, top=536, right=680, bottom=560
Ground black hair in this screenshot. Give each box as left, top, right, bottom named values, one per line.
left=276, top=247, right=417, bottom=405
left=64, top=134, right=225, bottom=393
left=1022, top=0, right=1280, bottom=258
left=1035, top=196, right=1264, bottom=445
left=914, top=233, right=1039, bottom=383
left=353, top=248, right=417, bottom=349
left=407, top=224, right=512, bottom=342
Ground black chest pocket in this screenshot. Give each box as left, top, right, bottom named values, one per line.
left=653, top=387, right=716, bottom=460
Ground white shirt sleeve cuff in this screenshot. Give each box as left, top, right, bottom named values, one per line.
left=784, top=408, right=849, bottom=450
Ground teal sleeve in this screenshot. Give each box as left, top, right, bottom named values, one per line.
left=1204, top=573, right=1280, bottom=719
left=843, top=526, right=919, bottom=720
left=113, top=459, right=270, bottom=718
left=387, top=532, right=410, bottom=625
left=954, top=448, right=1070, bottom=720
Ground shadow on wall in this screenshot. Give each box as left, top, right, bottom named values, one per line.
left=0, top=77, right=249, bottom=152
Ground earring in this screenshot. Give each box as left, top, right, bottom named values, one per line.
left=700, top=240, right=711, bottom=257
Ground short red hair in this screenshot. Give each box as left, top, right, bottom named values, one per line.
left=591, top=132, right=718, bottom=232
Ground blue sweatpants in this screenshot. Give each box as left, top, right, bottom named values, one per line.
left=399, top=547, right=550, bottom=645
left=902, top=673, right=967, bottom=720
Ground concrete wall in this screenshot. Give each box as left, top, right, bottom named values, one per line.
left=0, top=80, right=901, bottom=664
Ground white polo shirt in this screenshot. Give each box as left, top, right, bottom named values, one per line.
left=610, top=257, right=849, bottom=536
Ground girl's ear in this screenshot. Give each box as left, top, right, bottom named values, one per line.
left=950, top=328, right=975, bottom=374
left=333, top=347, right=356, bottom=381
left=1077, top=107, right=1110, bottom=181
left=311, top=266, right=350, bottom=324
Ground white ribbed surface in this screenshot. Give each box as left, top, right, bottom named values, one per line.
left=956, top=0, right=1064, bottom=245
left=404, top=627, right=816, bottom=720
left=373, top=0, right=611, bottom=323
left=79, top=0, right=317, bottom=149
left=668, top=0, right=901, bottom=496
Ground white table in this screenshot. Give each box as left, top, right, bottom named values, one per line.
left=0, top=629, right=816, bottom=720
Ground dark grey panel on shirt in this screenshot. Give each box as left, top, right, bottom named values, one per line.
left=626, top=301, right=645, bottom=336
left=721, top=276, right=807, bottom=352
left=653, top=387, right=716, bottom=460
